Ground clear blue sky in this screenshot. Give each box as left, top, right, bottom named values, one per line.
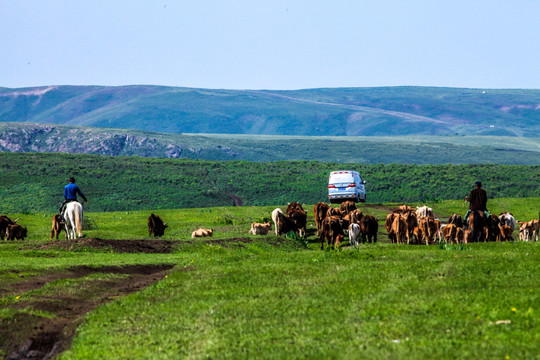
left=2, top=1, right=539, bottom=90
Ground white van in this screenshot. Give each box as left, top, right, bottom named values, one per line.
left=328, top=170, right=366, bottom=203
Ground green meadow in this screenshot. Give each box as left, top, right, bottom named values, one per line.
left=0, top=198, right=538, bottom=359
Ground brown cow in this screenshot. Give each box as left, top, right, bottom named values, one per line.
left=392, top=215, right=408, bottom=244
left=419, top=217, right=438, bottom=245
left=412, top=226, right=423, bottom=245
left=0, top=215, right=17, bottom=241
left=456, top=227, right=464, bottom=244
left=463, top=229, right=472, bottom=244
left=402, top=211, right=418, bottom=244
left=326, top=207, right=342, bottom=218
left=348, top=209, right=363, bottom=225
left=448, top=214, right=464, bottom=228
left=340, top=201, right=357, bottom=216
left=385, top=212, right=397, bottom=243
left=248, top=222, right=272, bottom=235
left=442, top=223, right=458, bottom=244
left=6, top=224, right=27, bottom=241
left=320, top=216, right=344, bottom=250
left=359, top=214, right=378, bottom=244
left=498, top=224, right=513, bottom=242
left=50, top=213, right=66, bottom=240
left=485, top=215, right=500, bottom=242
left=467, top=210, right=487, bottom=242
left=313, top=202, right=330, bottom=236
left=286, top=202, right=304, bottom=216
left=148, top=213, right=168, bottom=237
left=192, top=228, right=213, bottom=238
left=289, top=208, right=308, bottom=238
left=272, top=208, right=301, bottom=236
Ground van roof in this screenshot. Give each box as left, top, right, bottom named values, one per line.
left=330, top=171, right=358, bottom=175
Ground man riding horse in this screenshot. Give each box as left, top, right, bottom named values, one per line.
left=464, top=181, right=489, bottom=228
left=59, top=177, right=87, bottom=216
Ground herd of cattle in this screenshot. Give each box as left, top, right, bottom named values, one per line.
left=264, top=201, right=540, bottom=249
left=1, top=204, right=539, bottom=247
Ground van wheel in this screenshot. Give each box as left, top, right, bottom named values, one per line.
left=360, top=195, right=366, bottom=203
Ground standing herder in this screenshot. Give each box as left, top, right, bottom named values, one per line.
left=464, top=181, right=489, bottom=225
left=59, top=177, right=87, bottom=215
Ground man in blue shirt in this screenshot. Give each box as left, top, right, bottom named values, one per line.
left=59, top=177, right=87, bottom=215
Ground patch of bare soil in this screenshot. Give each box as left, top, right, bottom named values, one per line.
left=1, top=264, right=175, bottom=360
left=37, top=238, right=176, bottom=253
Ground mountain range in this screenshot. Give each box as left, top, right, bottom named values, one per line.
left=1, top=85, right=539, bottom=137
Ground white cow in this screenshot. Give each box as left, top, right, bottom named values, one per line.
left=348, top=223, right=362, bottom=247
left=416, top=205, right=434, bottom=220
left=498, top=212, right=516, bottom=232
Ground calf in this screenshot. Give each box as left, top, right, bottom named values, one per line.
left=249, top=222, right=272, bottom=235
left=148, top=213, right=168, bottom=237
left=50, top=213, right=66, bottom=240
left=348, top=223, right=362, bottom=247
left=442, top=223, right=458, bottom=244
left=412, top=226, right=423, bottom=245
left=192, top=228, right=214, bottom=238
left=6, top=224, right=27, bottom=241
left=498, top=224, right=513, bottom=242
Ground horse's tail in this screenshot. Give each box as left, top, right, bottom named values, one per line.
left=74, top=203, right=83, bottom=237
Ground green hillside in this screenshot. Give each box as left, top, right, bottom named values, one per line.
left=1, top=85, right=539, bottom=136
left=0, top=152, right=538, bottom=213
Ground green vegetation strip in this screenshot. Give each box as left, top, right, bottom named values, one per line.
left=0, top=152, right=539, bottom=213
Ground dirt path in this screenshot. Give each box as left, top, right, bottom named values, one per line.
left=2, top=240, right=176, bottom=360
left=226, top=193, right=244, bottom=206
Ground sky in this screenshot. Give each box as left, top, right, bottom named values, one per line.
left=2, top=1, right=540, bottom=90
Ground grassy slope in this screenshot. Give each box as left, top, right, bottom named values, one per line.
left=1, top=85, right=539, bottom=136
left=0, top=200, right=538, bottom=359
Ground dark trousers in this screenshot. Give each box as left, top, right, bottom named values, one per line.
left=59, top=199, right=77, bottom=214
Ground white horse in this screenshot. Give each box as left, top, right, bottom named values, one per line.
left=63, top=201, right=83, bottom=240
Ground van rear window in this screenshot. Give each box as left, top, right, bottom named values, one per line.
left=329, top=174, right=354, bottom=183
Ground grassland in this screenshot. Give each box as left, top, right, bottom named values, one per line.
left=1, top=199, right=538, bottom=359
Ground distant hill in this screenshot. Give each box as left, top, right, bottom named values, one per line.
left=1, top=123, right=539, bottom=164
left=1, top=85, right=539, bottom=136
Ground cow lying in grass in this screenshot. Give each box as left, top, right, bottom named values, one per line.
left=192, top=228, right=213, bottom=238
left=248, top=222, right=272, bottom=235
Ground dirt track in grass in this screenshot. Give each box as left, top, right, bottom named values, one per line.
left=1, top=263, right=175, bottom=360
